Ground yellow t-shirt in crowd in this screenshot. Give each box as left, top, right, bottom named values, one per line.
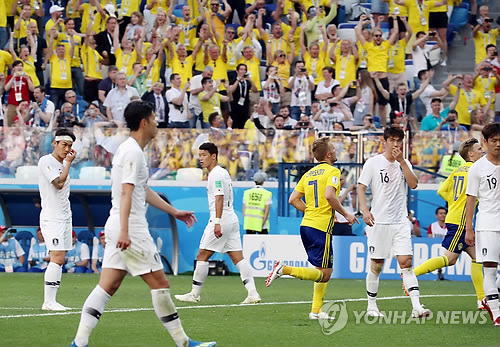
left=0, top=2, right=7, bottom=27
left=387, top=38, right=407, bottom=74
left=19, top=57, right=39, bottom=86
left=119, top=0, right=140, bottom=17
left=449, top=84, right=487, bottom=125
left=389, top=0, right=409, bottom=16
left=363, top=40, right=391, bottom=73
left=473, top=76, right=497, bottom=109
left=473, top=29, right=499, bottom=65
left=295, top=162, right=341, bottom=233
left=66, top=0, right=81, bottom=18
left=272, top=60, right=291, bottom=83
left=406, top=0, right=437, bottom=33
left=50, top=54, right=72, bottom=89
left=175, top=17, right=199, bottom=50
left=206, top=57, right=228, bottom=91
left=115, top=48, right=137, bottom=77
left=304, top=51, right=328, bottom=84
left=15, top=18, right=37, bottom=39
left=171, top=55, right=194, bottom=89
left=56, top=33, right=82, bottom=68
left=335, top=54, right=357, bottom=88
left=199, top=91, right=222, bottom=123
left=0, top=50, right=14, bottom=75
left=147, top=0, right=168, bottom=14
left=237, top=56, right=261, bottom=91
left=82, top=45, right=103, bottom=79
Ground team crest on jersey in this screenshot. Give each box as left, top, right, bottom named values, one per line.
left=482, top=248, right=487, bottom=256
left=369, top=246, right=375, bottom=254
left=457, top=243, right=463, bottom=251
left=52, top=238, right=59, bottom=246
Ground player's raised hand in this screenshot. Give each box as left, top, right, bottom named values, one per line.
left=117, top=231, right=131, bottom=250
left=214, top=224, right=222, bottom=238
left=465, top=227, right=475, bottom=247
left=66, top=149, right=77, bottom=163
left=345, top=213, right=360, bottom=226
left=362, top=210, right=375, bottom=226
left=392, top=147, right=404, bottom=162
left=175, top=210, right=197, bottom=228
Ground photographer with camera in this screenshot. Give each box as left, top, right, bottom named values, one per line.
left=4, top=60, right=35, bottom=126
left=472, top=15, right=499, bottom=66
left=167, top=73, right=192, bottom=128
left=81, top=101, right=107, bottom=128
left=421, top=88, right=460, bottom=131
left=0, top=226, right=26, bottom=273
left=55, top=102, right=78, bottom=128
left=288, top=61, right=315, bottom=120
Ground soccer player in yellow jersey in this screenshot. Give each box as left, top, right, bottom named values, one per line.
left=266, top=137, right=358, bottom=320
left=412, top=138, right=486, bottom=309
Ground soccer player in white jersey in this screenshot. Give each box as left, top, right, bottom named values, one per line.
left=38, top=128, right=76, bottom=311
left=175, top=142, right=261, bottom=305
left=357, top=126, right=431, bottom=318
left=465, top=123, right=500, bottom=326
left=71, top=101, right=215, bottom=347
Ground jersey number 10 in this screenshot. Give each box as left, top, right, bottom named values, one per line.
left=452, top=176, right=464, bottom=201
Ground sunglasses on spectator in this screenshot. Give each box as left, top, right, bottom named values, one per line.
left=278, top=54, right=285, bottom=57
left=227, top=31, right=235, bottom=34
left=374, top=34, right=382, bottom=37
left=484, top=18, right=493, bottom=23
left=211, top=3, right=219, bottom=6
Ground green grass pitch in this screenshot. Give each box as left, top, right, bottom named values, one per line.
left=0, top=273, right=499, bottom=347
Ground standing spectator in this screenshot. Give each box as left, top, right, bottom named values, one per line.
left=28, top=227, right=50, bottom=273
left=117, top=0, right=141, bottom=37
left=10, top=31, right=39, bottom=87
left=330, top=39, right=359, bottom=89
left=142, top=82, right=168, bottom=128
left=374, top=78, right=428, bottom=120
left=242, top=172, right=272, bottom=234
left=0, top=226, right=26, bottom=272
left=473, top=61, right=499, bottom=117
left=199, top=77, right=231, bottom=128
left=204, top=0, right=232, bottom=39
left=420, top=98, right=450, bottom=131
left=4, top=60, right=34, bottom=126
left=448, top=74, right=487, bottom=129
left=472, top=16, right=499, bottom=66
left=387, top=17, right=412, bottom=91
left=0, top=2, right=8, bottom=50
left=427, top=207, right=448, bottom=238
left=167, top=2, right=205, bottom=52
left=29, top=86, right=54, bottom=128
left=57, top=18, right=84, bottom=96
left=103, top=71, right=139, bottom=123
left=314, top=66, right=339, bottom=102
left=19, top=21, right=46, bottom=87
left=128, top=62, right=151, bottom=97
left=418, top=69, right=452, bottom=116
left=94, top=17, right=118, bottom=75
left=13, top=4, right=37, bottom=48
left=65, top=90, right=88, bottom=121
left=302, top=0, right=337, bottom=44
left=352, top=70, right=376, bottom=126
left=189, top=66, right=214, bottom=128
left=166, top=73, right=191, bottom=128
left=45, top=5, right=65, bottom=34
left=300, top=23, right=328, bottom=86
left=47, top=29, right=74, bottom=109
left=98, top=65, right=119, bottom=107
left=262, top=66, right=284, bottom=115
left=82, top=22, right=103, bottom=103
left=288, top=61, right=315, bottom=120
left=229, top=63, right=257, bottom=129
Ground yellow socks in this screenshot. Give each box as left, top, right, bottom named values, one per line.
left=311, top=282, right=328, bottom=314
left=284, top=266, right=323, bottom=282
left=414, top=255, right=449, bottom=277
left=471, top=260, right=485, bottom=301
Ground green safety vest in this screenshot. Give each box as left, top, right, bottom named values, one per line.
left=243, top=187, right=272, bottom=232
left=440, top=154, right=466, bottom=175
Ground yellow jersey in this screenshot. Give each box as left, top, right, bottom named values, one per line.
left=115, top=48, right=137, bottom=77
left=50, top=55, right=72, bottom=89
left=389, top=0, right=408, bottom=16
left=199, top=91, right=221, bottom=123
left=0, top=50, right=14, bottom=75
left=295, top=162, right=341, bottom=233
left=119, top=0, right=140, bottom=17
left=473, top=76, right=496, bottom=109
left=0, top=1, right=7, bottom=27
left=146, top=0, right=168, bottom=14
left=56, top=33, right=82, bottom=68
left=387, top=38, right=407, bottom=74
left=19, top=57, right=39, bottom=86
left=449, top=85, right=487, bottom=126
left=82, top=45, right=103, bottom=79
left=272, top=60, right=291, bottom=83
left=175, top=17, right=199, bottom=50
left=206, top=57, right=228, bottom=91
left=406, top=0, right=437, bottom=33
left=15, top=18, right=37, bottom=39
left=45, top=19, right=65, bottom=35
left=171, top=55, right=194, bottom=89
left=237, top=56, right=261, bottom=91
left=473, top=29, right=499, bottom=65
left=65, top=0, right=81, bottom=18
left=304, top=51, right=328, bottom=84
left=363, top=40, right=391, bottom=73
left=437, top=162, right=473, bottom=225
left=335, top=53, right=357, bottom=88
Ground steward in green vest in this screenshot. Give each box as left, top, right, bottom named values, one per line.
left=243, top=172, right=272, bottom=234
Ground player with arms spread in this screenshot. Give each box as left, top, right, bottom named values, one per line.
left=38, top=128, right=76, bottom=311
left=411, top=138, right=485, bottom=309
left=175, top=142, right=261, bottom=305
left=71, top=101, right=215, bottom=347
left=466, top=123, right=500, bottom=326
left=357, top=126, right=430, bottom=318
left=266, top=137, right=359, bottom=319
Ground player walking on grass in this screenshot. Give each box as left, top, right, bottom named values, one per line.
left=175, top=142, right=261, bottom=305
left=266, top=137, right=359, bottom=319
left=411, top=138, right=486, bottom=309
left=465, top=123, right=500, bottom=327
left=38, top=128, right=76, bottom=311
left=71, top=101, right=215, bottom=347
left=357, top=126, right=430, bottom=318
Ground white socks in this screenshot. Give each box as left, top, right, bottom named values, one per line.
left=366, top=270, right=380, bottom=310
left=236, top=259, right=258, bottom=297
left=402, top=268, right=422, bottom=310
left=484, top=267, right=500, bottom=320
left=44, top=262, right=62, bottom=304
left=74, top=285, right=111, bottom=347
left=152, top=288, right=189, bottom=347
left=496, top=270, right=500, bottom=294
left=191, top=261, right=209, bottom=297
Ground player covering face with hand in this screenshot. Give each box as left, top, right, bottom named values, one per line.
left=38, top=128, right=76, bottom=311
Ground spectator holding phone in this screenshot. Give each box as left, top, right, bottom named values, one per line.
left=288, top=61, right=315, bottom=120
left=472, top=16, right=499, bottom=66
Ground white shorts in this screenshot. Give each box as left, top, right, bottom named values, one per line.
left=366, top=223, right=413, bottom=259
left=102, top=234, right=163, bottom=277
left=476, top=230, right=500, bottom=263
left=199, top=221, right=242, bottom=253
left=40, top=219, right=72, bottom=251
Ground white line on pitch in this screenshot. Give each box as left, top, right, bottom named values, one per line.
left=0, top=294, right=475, bottom=319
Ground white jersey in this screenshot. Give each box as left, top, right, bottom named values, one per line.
left=466, top=156, right=500, bottom=231
left=207, top=165, right=237, bottom=221
left=358, top=154, right=412, bottom=224
left=105, top=137, right=149, bottom=235
left=429, top=221, right=447, bottom=238
left=38, top=154, right=71, bottom=221
left=336, top=187, right=354, bottom=223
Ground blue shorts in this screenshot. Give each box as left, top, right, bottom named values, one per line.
left=300, top=226, right=333, bottom=268
left=442, top=223, right=470, bottom=254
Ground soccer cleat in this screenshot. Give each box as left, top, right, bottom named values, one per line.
left=401, top=274, right=409, bottom=296
left=366, top=309, right=384, bottom=317
left=42, top=302, right=69, bottom=311
left=70, top=341, right=87, bottom=347
left=440, top=59, right=447, bottom=67
left=478, top=300, right=487, bottom=311
left=482, top=298, right=494, bottom=321
left=175, top=292, right=200, bottom=303
left=241, top=294, right=261, bottom=304
left=309, top=311, right=335, bottom=320
left=494, top=317, right=500, bottom=327
left=411, top=305, right=432, bottom=318
left=265, top=261, right=284, bottom=287
left=187, top=338, right=216, bottom=347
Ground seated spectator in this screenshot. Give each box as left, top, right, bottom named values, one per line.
left=351, top=114, right=378, bottom=132
left=440, top=110, right=468, bottom=133
left=420, top=98, right=450, bottom=131
left=91, top=231, right=105, bottom=273
left=28, top=87, right=55, bottom=128
left=408, top=210, right=421, bottom=237
left=295, top=113, right=315, bottom=131
left=71, top=123, right=91, bottom=166
left=0, top=226, right=27, bottom=272
left=56, top=102, right=78, bottom=128
left=427, top=207, right=447, bottom=238
left=65, top=90, right=88, bottom=121
left=28, top=227, right=50, bottom=273
left=103, top=71, right=139, bottom=123
left=81, top=101, right=107, bottom=128
left=14, top=100, right=31, bottom=125
left=64, top=231, right=90, bottom=273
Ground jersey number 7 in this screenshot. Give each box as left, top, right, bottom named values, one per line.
left=308, top=180, right=319, bottom=208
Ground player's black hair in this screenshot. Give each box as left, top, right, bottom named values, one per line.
left=383, top=126, right=405, bottom=141
left=199, top=142, right=218, bottom=158
left=435, top=206, right=447, bottom=215
left=54, top=128, right=76, bottom=142
left=482, top=123, right=500, bottom=141
left=124, top=100, right=155, bottom=131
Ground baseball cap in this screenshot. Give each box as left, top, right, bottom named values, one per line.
left=0, top=225, right=8, bottom=232
left=99, top=231, right=105, bottom=237
left=91, top=100, right=100, bottom=107
left=253, top=171, right=267, bottom=185
left=72, top=230, right=77, bottom=237
left=49, top=5, right=65, bottom=14
left=104, top=4, right=116, bottom=17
